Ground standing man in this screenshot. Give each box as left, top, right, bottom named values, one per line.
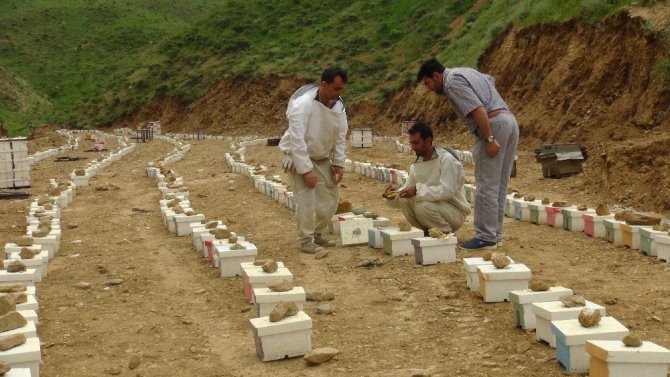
left=279, top=67, right=348, bottom=254
left=384, top=122, right=470, bottom=234
left=417, top=58, right=518, bottom=250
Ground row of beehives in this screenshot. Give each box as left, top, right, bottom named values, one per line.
left=0, top=131, right=135, bottom=377
left=224, top=138, right=670, bottom=375
left=463, top=187, right=670, bottom=263
left=145, top=135, right=323, bottom=363
left=395, top=139, right=474, bottom=165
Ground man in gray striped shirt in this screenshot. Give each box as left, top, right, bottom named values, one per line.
left=417, top=58, right=519, bottom=250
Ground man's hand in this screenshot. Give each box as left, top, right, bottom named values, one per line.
left=332, top=166, right=344, bottom=184
left=303, top=171, right=317, bottom=189
left=400, top=185, right=417, bottom=198
left=486, top=140, right=501, bottom=157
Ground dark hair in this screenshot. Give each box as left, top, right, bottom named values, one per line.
left=408, top=122, right=433, bottom=140
left=321, top=67, right=348, bottom=84
left=416, top=58, right=445, bottom=82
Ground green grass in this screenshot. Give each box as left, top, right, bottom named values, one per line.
left=0, top=0, right=652, bottom=135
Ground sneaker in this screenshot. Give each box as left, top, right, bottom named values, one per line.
left=314, top=233, right=336, bottom=247
left=299, top=242, right=324, bottom=254
left=459, top=238, right=497, bottom=250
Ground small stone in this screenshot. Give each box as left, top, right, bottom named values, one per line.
left=304, top=347, right=339, bottom=365
left=363, top=212, right=379, bottom=219
left=185, top=210, right=196, bottom=216
left=32, top=228, right=49, bottom=238
left=266, top=280, right=293, bottom=292
left=577, top=204, right=588, bottom=211
left=19, top=248, right=36, bottom=260
left=482, top=252, right=493, bottom=261
left=0, top=297, right=16, bottom=316
left=228, top=243, right=245, bottom=250
left=651, top=315, right=663, bottom=323
left=491, top=252, right=510, bottom=269
left=513, top=193, right=523, bottom=199
left=128, top=355, right=141, bottom=369
left=552, top=201, right=568, bottom=207
left=253, top=259, right=271, bottom=266
left=305, top=290, right=335, bottom=302
left=398, top=221, right=412, bottom=232
left=428, top=228, right=450, bottom=239
left=74, top=282, right=92, bottom=290
left=96, top=265, right=108, bottom=274
left=8, top=293, right=26, bottom=305
left=314, top=250, right=330, bottom=259
left=0, top=285, right=25, bottom=294
left=205, top=221, right=218, bottom=229
left=74, top=169, right=86, bottom=176
left=105, top=278, right=124, bottom=286
left=12, top=237, right=33, bottom=247
left=624, top=212, right=662, bottom=226
left=578, top=308, right=601, bottom=327
left=211, top=228, right=231, bottom=239
left=622, top=335, right=642, bottom=347
left=515, top=341, right=531, bottom=354
left=240, top=307, right=251, bottom=313
left=261, top=260, right=278, bottom=273
left=227, top=234, right=238, bottom=244
left=0, top=334, right=26, bottom=351
left=596, top=204, right=610, bottom=216
left=560, top=295, right=586, bottom=308
left=269, top=302, right=299, bottom=322
left=315, top=303, right=334, bottom=315
left=6, top=261, right=26, bottom=273
left=652, top=223, right=670, bottom=232
left=439, top=290, right=459, bottom=299
left=95, top=184, right=109, bottom=191
left=105, top=366, right=122, bottom=375
left=529, top=280, right=550, bottom=292
left=604, top=298, right=618, bottom=305
left=541, top=197, right=551, bottom=205
left=0, top=311, right=27, bottom=332
left=524, top=195, right=535, bottom=202
left=351, top=206, right=366, bottom=215
left=336, top=200, right=352, bottom=214
left=0, top=362, right=10, bottom=375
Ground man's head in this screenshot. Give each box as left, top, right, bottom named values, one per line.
left=407, top=122, right=433, bottom=157
left=416, top=58, right=446, bottom=94
left=320, top=66, right=348, bottom=101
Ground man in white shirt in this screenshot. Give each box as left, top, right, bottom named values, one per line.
left=279, top=67, right=349, bottom=253
left=385, top=122, right=470, bottom=234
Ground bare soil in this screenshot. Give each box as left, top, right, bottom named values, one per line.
left=3, top=131, right=667, bottom=376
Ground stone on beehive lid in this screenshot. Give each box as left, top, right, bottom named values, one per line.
left=248, top=311, right=312, bottom=362
left=245, top=267, right=293, bottom=303
left=477, top=263, right=531, bottom=303
left=269, top=302, right=299, bottom=322
left=578, top=308, right=601, bottom=327
left=531, top=299, right=606, bottom=348
left=0, top=312, right=27, bottom=333
left=17, top=249, right=34, bottom=261
left=625, top=212, right=662, bottom=226
left=551, top=316, right=629, bottom=373
left=0, top=334, right=26, bottom=351
left=509, top=286, right=573, bottom=330
left=596, top=204, right=610, bottom=216
left=5, top=263, right=25, bottom=274
left=0, top=336, right=41, bottom=376
left=10, top=239, right=31, bottom=248
left=585, top=339, right=670, bottom=377
left=336, top=200, right=352, bottom=214
left=491, top=252, right=511, bottom=269
left=254, top=287, right=306, bottom=317
left=560, top=295, right=586, bottom=308
left=461, top=256, right=515, bottom=292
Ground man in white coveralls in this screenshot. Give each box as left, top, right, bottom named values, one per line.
left=279, top=67, right=349, bottom=253
left=385, top=122, right=470, bottom=234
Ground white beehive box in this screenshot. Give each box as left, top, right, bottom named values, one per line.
left=477, top=264, right=531, bottom=303
left=551, top=317, right=629, bottom=374
left=411, top=236, right=457, bottom=265
left=461, top=257, right=515, bottom=292
left=350, top=128, right=373, bottom=148
left=248, top=311, right=312, bottom=362
left=0, top=336, right=41, bottom=376
left=508, top=287, right=573, bottom=330
left=381, top=227, right=424, bottom=257
left=532, top=300, right=607, bottom=348
left=253, top=286, right=306, bottom=317
left=585, top=340, right=670, bottom=377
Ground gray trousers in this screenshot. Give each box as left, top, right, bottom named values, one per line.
left=473, top=113, right=519, bottom=243
left=290, top=159, right=339, bottom=245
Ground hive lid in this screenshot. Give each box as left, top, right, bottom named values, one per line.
left=249, top=311, right=312, bottom=337
left=585, top=340, right=670, bottom=364
left=551, top=317, right=628, bottom=346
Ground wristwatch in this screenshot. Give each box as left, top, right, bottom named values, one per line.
left=486, top=135, right=495, bottom=143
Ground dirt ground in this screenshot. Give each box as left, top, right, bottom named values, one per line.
left=1, top=134, right=669, bottom=377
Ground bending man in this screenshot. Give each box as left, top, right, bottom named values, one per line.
left=279, top=67, right=348, bottom=253
left=417, top=58, right=519, bottom=250
left=385, top=122, right=470, bottom=234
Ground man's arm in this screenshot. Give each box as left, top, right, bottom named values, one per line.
left=331, top=111, right=347, bottom=167
left=470, top=106, right=500, bottom=157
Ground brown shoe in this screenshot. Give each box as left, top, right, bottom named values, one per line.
left=314, top=233, right=336, bottom=247
left=299, top=242, right=324, bottom=254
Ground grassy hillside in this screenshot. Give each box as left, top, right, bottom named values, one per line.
left=0, top=0, right=647, bottom=135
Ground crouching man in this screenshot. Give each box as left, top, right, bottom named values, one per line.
left=385, top=122, right=470, bottom=234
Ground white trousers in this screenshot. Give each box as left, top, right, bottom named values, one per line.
left=397, top=198, right=466, bottom=233
left=291, top=159, right=339, bottom=244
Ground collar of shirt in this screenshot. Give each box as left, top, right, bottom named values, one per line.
left=442, top=68, right=453, bottom=92
left=415, top=147, right=438, bottom=163
left=314, top=89, right=342, bottom=109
